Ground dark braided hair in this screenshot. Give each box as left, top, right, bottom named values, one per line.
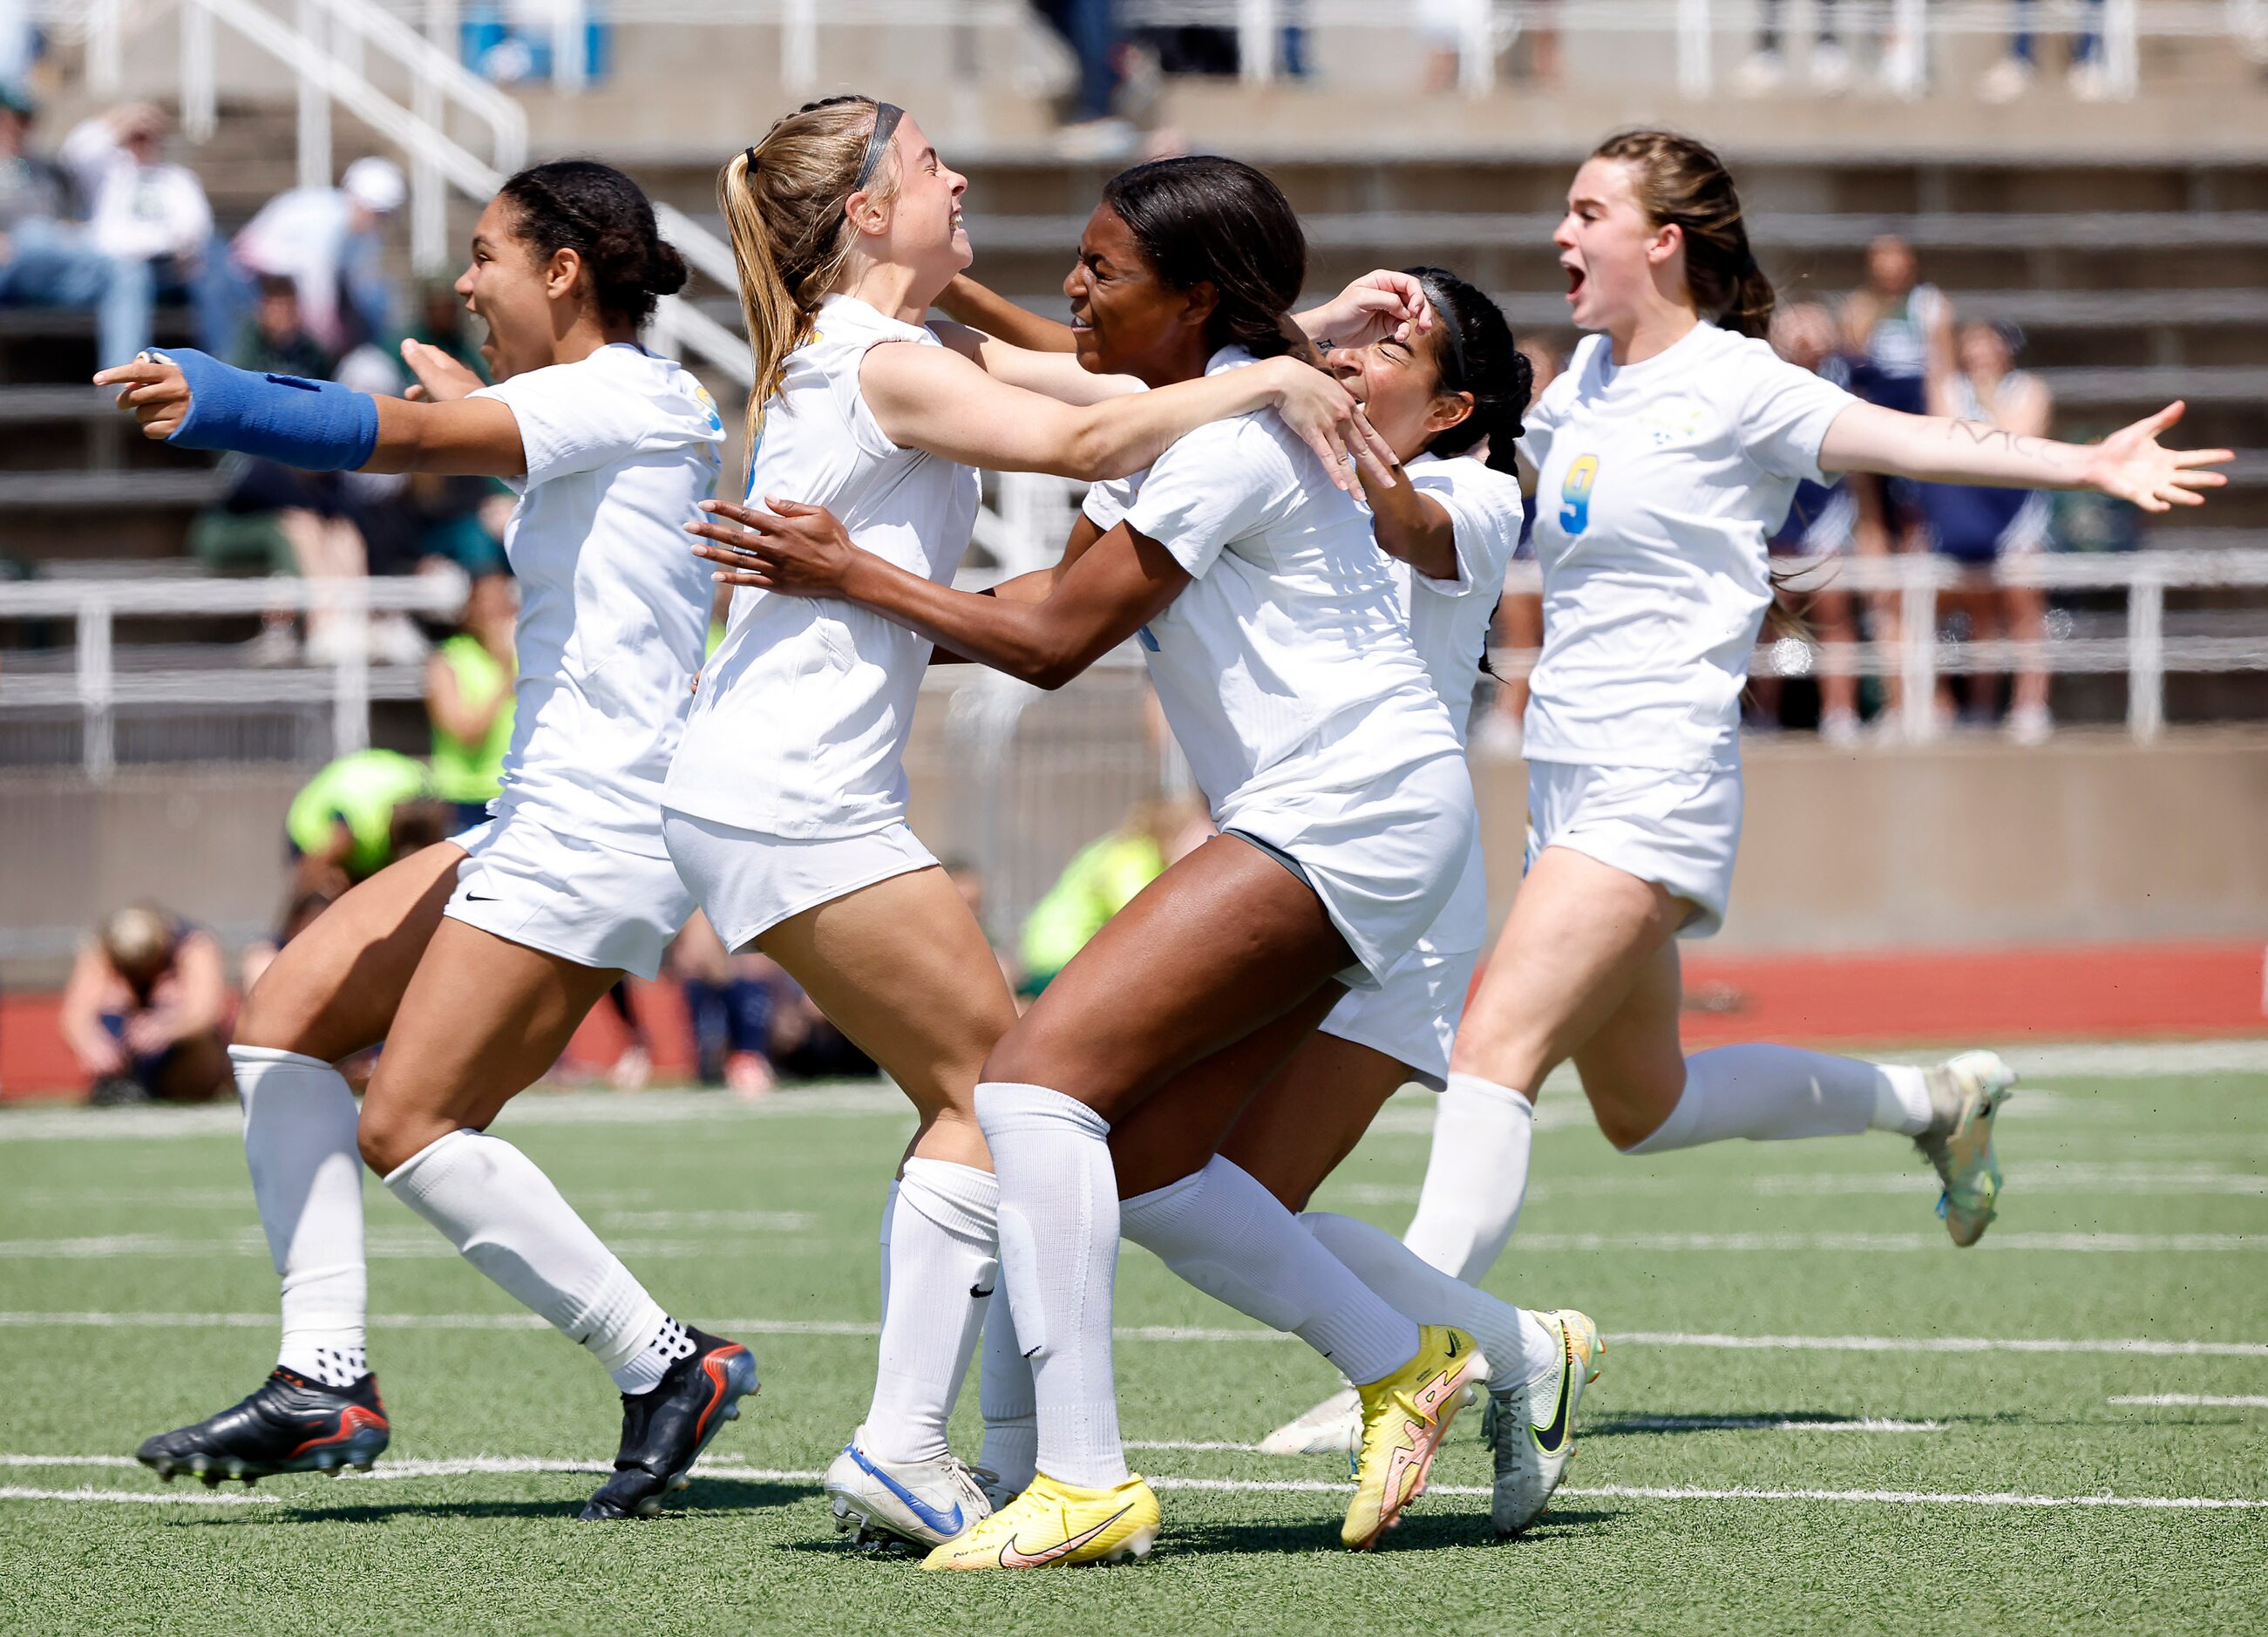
left=1100, top=156, right=1306, bottom=362
left=495, top=160, right=688, bottom=327
left=1403, top=266, right=1530, bottom=474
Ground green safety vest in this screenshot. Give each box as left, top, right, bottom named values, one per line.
left=286, top=749, right=435, bottom=881
left=430, top=635, right=515, bottom=805
left=1018, top=832, right=1166, bottom=982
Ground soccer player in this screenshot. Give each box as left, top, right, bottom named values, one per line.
left=100, top=161, right=759, bottom=1520
left=1285, top=131, right=2231, bottom=1437
left=662, top=98, right=1367, bottom=1552
left=690, top=157, right=1492, bottom=1568
left=938, top=260, right=1604, bottom=1537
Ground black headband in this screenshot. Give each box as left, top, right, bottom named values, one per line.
left=853, top=102, right=906, bottom=192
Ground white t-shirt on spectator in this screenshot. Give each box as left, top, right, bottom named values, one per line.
left=58, top=118, right=212, bottom=263
left=1517, top=322, right=1857, bottom=771
left=232, top=187, right=357, bottom=347
left=1083, top=347, right=1459, bottom=816
left=1397, top=451, right=1525, bottom=748
left=664, top=294, right=981, bottom=839
left=471, top=343, right=725, bottom=855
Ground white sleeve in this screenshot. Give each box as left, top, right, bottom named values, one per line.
left=474, top=366, right=656, bottom=486
left=1119, top=420, right=1290, bottom=579
left=1081, top=476, right=1139, bottom=533
left=1737, top=346, right=1860, bottom=486
left=1409, top=464, right=1522, bottom=600
left=57, top=118, right=118, bottom=202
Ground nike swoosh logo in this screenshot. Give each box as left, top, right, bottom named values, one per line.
left=998, top=1504, right=1131, bottom=1568
left=463, top=893, right=498, bottom=902
left=970, top=1284, right=995, bottom=1300
left=1530, top=1326, right=1576, bottom=1456
left=845, top=1443, right=962, bottom=1538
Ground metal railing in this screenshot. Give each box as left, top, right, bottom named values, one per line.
left=4, top=540, right=2264, bottom=785
left=227, top=0, right=2268, bottom=98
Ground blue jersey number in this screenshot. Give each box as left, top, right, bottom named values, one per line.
left=1558, top=454, right=1599, bottom=536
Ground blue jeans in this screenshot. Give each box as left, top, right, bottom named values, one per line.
left=0, top=217, right=146, bottom=368
left=2013, top=0, right=2101, bottom=64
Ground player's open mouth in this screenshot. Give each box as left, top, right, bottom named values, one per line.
left=1563, top=262, right=1586, bottom=300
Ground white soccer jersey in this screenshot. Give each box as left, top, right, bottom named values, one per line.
left=1083, top=349, right=1461, bottom=818
left=1397, top=451, right=1525, bottom=748
left=1517, top=322, right=1857, bottom=771
left=664, top=295, right=981, bottom=839
left=468, top=343, right=725, bottom=858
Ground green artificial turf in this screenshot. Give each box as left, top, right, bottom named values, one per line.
left=3, top=1052, right=2265, bottom=1634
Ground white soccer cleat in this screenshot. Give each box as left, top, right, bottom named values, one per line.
left=1259, top=1385, right=1360, bottom=1457
left=823, top=1432, right=993, bottom=1550
left=1916, top=1050, right=2019, bottom=1247
left=1487, top=1309, right=1604, bottom=1538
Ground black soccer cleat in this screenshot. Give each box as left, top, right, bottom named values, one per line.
left=578, top=1327, right=759, bottom=1521
left=137, top=1369, right=390, bottom=1486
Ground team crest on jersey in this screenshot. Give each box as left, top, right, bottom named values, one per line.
left=1558, top=454, right=1599, bottom=536
left=1638, top=396, right=1708, bottom=448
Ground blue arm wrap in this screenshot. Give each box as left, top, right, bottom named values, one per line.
left=151, top=347, right=382, bottom=472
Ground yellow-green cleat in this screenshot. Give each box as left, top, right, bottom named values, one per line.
left=1915, top=1050, right=2019, bottom=1247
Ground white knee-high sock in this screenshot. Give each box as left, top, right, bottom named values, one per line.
left=1304, top=1210, right=1560, bottom=1390
left=862, top=1159, right=998, bottom=1465
left=1623, top=1043, right=1933, bottom=1154
left=876, top=1178, right=900, bottom=1320
left=1121, top=1158, right=1419, bottom=1386
left=1401, top=1072, right=1534, bottom=1283
left=384, top=1128, right=685, bottom=1393
left=977, top=1291, right=1037, bottom=1493
left=973, top=1081, right=1127, bottom=1490
left=234, top=1045, right=368, bottom=1388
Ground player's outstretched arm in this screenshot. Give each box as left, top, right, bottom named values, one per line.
left=95, top=345, right=526, bottom=478
left=1818, top=398, right=2231, bottom=513
left=689, top=496, right=1185, bottom=690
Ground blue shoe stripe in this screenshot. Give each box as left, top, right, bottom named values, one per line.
left=844, top=1442, right=964, bottom=1538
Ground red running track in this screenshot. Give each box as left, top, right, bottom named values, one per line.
left=3, top=941, right=2263, bottom=1102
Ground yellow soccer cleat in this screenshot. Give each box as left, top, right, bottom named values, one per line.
left=1916, top=1050, right=2019, bottom=1247
left=1342, top=1325, right=1488, bottom=1551
left=920, top=1471, right=1160, bottom=1571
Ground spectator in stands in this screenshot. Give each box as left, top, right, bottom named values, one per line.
left=1842, top=234, right=1951, bottom=727
left=668, top=911, right=777, bottom=1098
left=197, top=154, right=404, bottom=358
left=1983, top=0, right=2109, bottom=102
left=1742, top=0, right=1849, bottom=93
left=1473, top=335, right=1559, bottom=757
left=58, top=904, right=231, bottom=1104
left=0, top=82, right=141, bottom=368
left=1761, top=301, right=1866, bottom=743
left=282, top=745, right=447, bottom=900
left=425, top=570, right=517, bottom=830
left=58, top=102, right=211, bottom=357
left=1035, top=0, right=1132, bottom=154
left=1017, top=798, right=1202, bottom=996
left=1921, top=319, right=2056, bottom=744
left=0, top=0, right=35, bottom=93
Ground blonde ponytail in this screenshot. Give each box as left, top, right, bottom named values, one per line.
left=716, top=96, right=903, bottom=472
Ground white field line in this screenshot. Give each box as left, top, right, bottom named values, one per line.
left=6, top=1311, right=2267, bottom=1357
left=1328, top=1162, right=2268, bottom=1207
left=3, top=1456, right=2261, bottom=1513
left=0, top=1484, right=280, bottom=1505
left=1515, top=1233, right=2268, bottom=1253
left=12, top=1226, right=2258, bottom=1260
left=1620, top=1331, right=2268, bottom=1357
left=2108, top=1394, right=2268, bottom=1408
left=1605, top=1415, right=1945, bottom=1433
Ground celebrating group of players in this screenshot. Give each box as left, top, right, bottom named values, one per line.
left=97, top=100, right=2228, bottom=1569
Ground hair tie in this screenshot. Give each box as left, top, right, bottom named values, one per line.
left=743, top=146, right=758, bottom=180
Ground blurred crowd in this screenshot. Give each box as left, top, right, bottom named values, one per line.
left=1738, top=0, right=2118, bottom=100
